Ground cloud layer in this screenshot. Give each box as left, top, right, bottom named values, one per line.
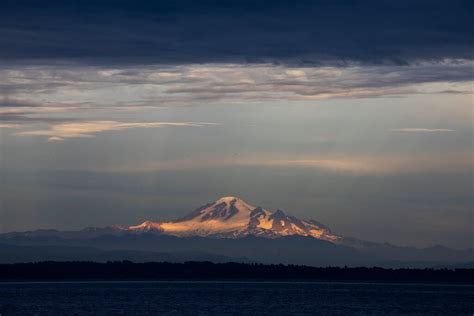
left=1, top=61, right=471, bottom=122
left=1, top=0, right=472, bottom=65
left=64, top=150, right=471, bottom=175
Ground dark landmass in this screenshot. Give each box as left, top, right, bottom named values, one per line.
left=1, top=261, right=473, bottom=283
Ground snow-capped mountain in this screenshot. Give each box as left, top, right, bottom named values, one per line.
left=127, top=196, right=340, bottom=241
left=2, top=196, right=473, bottom=267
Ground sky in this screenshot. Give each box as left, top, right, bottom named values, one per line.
left=0, top=0, right=473, bottom=248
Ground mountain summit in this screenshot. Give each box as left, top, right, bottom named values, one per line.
left=128, top=196, right=340, bottom=241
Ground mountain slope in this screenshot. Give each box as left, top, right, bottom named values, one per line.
left=128, top=196, right=340, bottom=241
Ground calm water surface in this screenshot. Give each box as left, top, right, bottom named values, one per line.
left=0, top=281, right=472, bottom=315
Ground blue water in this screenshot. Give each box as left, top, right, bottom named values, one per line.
left=0, top=281, right=472, bottom=315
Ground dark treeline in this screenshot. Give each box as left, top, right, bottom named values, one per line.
left=0, top=261, right=473, bottom=283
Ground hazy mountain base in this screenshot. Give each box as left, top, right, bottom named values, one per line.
left=0, top=243, right=247, bottom=264
left=1, top=234, right=473, bottom=268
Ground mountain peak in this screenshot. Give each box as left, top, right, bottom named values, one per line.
left=216, top=196, right=239, bottom=202
left=128, top=196, right=341, bottom=242
left=214, top=196, right=248, bottom=206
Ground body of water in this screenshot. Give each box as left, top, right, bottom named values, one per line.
left=0, top=281, right=472, bottom=315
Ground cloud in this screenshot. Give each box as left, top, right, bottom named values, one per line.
left=16, top=121, right=216, bottom=142
left=0, top=61, right=471, bottom=114
left=0, top=0, right=472, bottom=65
left=0, top=124, right=20, bottom=129
left=391, top=128, right=455, bottom=133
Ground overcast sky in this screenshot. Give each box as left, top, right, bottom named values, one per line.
left=0, top=0, right=472, bottom=248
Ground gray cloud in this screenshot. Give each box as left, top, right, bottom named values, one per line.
left=0, top=0, right=472, bottom=66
